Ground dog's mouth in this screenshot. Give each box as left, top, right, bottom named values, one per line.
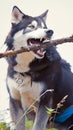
left=27, top=38, right=50, bottom=59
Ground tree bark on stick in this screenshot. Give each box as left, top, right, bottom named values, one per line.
left=0, top=35, right=73, bottom=58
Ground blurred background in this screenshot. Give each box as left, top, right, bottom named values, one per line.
left=0, top=0, right=73, bottom=123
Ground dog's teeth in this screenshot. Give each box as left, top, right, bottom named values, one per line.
left=43, top=39, right=50, bottom=43
left=43, top=39, right=47, bottom=42
left=29, top=42, right=33, bottom=46
left=40, top=38, right=42, bottom=42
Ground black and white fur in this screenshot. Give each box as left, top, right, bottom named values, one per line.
left=5, top=6, right=73, bottom=130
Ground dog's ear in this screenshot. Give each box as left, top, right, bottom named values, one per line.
left=11, top=6, right=27, bottom=24
left=40, top=10, right=48, bottom=21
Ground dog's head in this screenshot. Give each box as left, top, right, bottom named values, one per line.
left=5, top=6, right=53, bottom=59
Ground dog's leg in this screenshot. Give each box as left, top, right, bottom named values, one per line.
left=32, top=92, right=53, bottom=130
left=32, top=105, right=49, bottom=130
left=9, top=97, right=25, bottom=130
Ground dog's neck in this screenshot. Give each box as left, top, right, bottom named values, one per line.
left=14, top=51, right=35, bottom=73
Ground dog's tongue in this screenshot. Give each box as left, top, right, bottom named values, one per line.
left=37, top=49, right=44, bottom=55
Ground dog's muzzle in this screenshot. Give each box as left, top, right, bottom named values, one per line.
left=27, top=29, right=54, bottom=59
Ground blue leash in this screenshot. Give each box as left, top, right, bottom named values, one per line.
left=54, top=106, right=73, bottom=123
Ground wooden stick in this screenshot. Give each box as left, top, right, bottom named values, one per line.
left=0, top=35, right=73, bottom=58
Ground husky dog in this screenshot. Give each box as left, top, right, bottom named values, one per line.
left=5, top=6, right=73, bottom=130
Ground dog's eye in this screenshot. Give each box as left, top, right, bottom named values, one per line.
left=28, top=24, right=36, bottom=29
left=28, top=21, right=37, bottom=30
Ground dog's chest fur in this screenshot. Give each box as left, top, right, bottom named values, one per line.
left=14, top=51, right=35, bottom=72
left=7, top=53, right=43, bottom=109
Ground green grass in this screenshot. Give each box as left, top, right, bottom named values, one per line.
left=0, top=121, right=57, bottom=130
left=0, top=122, right=10, bottom=130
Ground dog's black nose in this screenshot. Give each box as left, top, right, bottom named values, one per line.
left=46, top=30, right=54, bottom=37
